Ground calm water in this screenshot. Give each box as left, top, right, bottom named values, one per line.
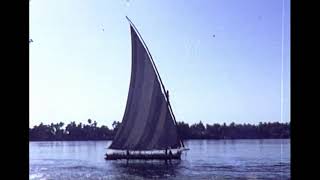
left=30, top=139, right=290, bottom=179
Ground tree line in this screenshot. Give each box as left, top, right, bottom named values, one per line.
left=29, top=119, right=290, bottom=141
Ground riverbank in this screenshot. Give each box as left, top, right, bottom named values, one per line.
left=29, top=120, right=290, bottom=141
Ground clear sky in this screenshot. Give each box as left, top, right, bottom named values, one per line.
left=30, top=0, right=290, bottom=128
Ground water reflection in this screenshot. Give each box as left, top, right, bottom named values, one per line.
left=110, top=160, right=182, bottom=179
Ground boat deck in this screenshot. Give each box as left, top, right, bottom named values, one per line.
left=105, top=152, right=181, bottom=160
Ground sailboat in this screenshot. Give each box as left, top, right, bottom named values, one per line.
left=105, top=17, right=187, bottom=160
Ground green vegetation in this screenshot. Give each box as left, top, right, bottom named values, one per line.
left=177, top=121, right=290, bottom=139
left=29, top=119, right=290, bottom=141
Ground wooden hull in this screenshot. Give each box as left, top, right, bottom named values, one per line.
left=105, top=152, right=181, bottom=160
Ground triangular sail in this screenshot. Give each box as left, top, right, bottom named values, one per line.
left=109, top=20, right=181, bottom=150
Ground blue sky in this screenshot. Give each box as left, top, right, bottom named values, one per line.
left=30, top=0, right=290, bottom=128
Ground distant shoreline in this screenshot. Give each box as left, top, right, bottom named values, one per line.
left=29, top=138, right=290, bottom=142
left=29, top=120, right=290, bottom=141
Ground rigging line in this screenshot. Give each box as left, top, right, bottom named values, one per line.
left=125, top=16, right=167, bottom=95
left=125, top=16, right=184, bottom=147
left=125, top=17, right=176, bottom=120
left=125, top=16, right=171, bottom=117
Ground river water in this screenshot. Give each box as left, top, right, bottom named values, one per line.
left=30, top=139, right=290, bottom=179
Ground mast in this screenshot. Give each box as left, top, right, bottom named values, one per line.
left=125, top=16, right=184, bottom=148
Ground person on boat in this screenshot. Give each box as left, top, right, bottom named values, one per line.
left=165, top=148, right=168, bottom=156
left=126, top=149, right=129, bottom=156
left=166, top=90, right=169, bottom=101
left=168, top=147, right=173, bottom=157
left=167, top=147, right=173, bottom=162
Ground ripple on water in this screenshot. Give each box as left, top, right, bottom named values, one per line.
left=30, top=140, right=290, bottom=179
left=29, top=173, right=47, bottom=180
